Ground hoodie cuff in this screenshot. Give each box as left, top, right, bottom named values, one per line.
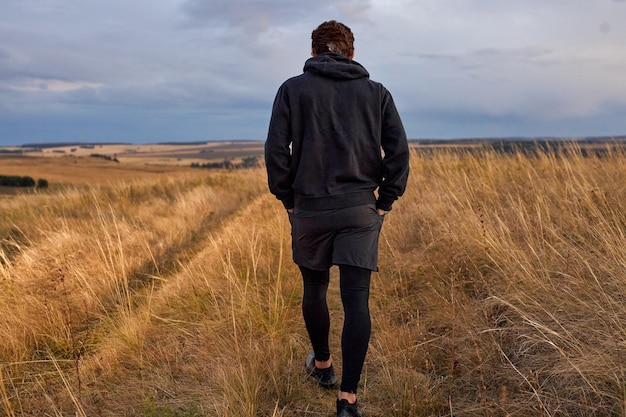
left=376, top=199, right=393, bottom=212
left=282, top=196, right=294, bottom=211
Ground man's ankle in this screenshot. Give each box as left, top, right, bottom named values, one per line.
left=315, top=356, right=332, bottom=369
left=338, top=391, right=357, bottom=404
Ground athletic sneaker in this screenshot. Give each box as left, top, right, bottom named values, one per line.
left=336, top=399, right=362, bottom=417
left=305, top=352, right=338, bottom=388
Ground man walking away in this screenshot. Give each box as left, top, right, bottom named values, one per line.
left=265, top=20, right=410, bottom=417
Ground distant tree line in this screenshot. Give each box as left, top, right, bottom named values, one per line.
left=20, top=142, right=129, bottom=149
left=410, top=139, right=626, bottom=158
left=190, top=156, right=260, bottom=169
left=0, top=175, right=48, bottom=188
left=90, top=153, right=119, bottom=162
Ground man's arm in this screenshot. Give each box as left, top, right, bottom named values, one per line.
left=377, top=90, right=410, bottom=212
left=265, top=85, right=295, bottom=210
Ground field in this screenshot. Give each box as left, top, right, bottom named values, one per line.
left=2, top=141, right=626, bottom=416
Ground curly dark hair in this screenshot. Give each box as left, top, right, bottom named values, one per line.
left=311, top=20, right=354, bottom=59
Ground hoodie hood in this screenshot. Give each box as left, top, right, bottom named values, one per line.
left=303, top=53, right=370, bottom=80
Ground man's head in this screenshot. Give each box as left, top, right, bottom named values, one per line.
left=311, top=20, right=354, bottom=59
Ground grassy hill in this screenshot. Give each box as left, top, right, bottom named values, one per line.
left=1, top=143, right=626, bottom=416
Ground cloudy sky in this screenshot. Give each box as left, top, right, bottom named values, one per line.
left=1, top=0, right=625, bottom=146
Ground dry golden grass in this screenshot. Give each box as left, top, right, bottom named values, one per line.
left=2, top=143, right=626, bottom=416
left=0, top=154, right=196, bottom=188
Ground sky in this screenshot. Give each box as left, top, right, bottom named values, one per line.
left=1, top=0, right=626, bottom=146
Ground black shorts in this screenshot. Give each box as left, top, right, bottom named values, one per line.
left=289, top=203, right=384, bottom=271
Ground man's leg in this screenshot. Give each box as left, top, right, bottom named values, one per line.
left=300, top=266, right=331, bottom=362
left=338, top=264, right=372, bottom=397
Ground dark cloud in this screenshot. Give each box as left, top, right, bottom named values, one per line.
left=409, top=47, right=556, bottom=77
left=180, top=0, right=300, bottom=30
left=178, top=0, right=371, bottom=31
left=403, top=102, right=626, bottom=140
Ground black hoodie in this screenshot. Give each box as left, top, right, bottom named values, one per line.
left=265, top=53, right=409, bottom=212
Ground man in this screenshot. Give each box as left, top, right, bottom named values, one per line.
left=265, top=20, right=410, bottom=417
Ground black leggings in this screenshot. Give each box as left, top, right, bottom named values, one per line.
left=300, top=264, right=371, bottom=393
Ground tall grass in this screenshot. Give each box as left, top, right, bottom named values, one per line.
left=2, top=144, right=626, bottom=416
left=374, top=144, right=626, bottom=416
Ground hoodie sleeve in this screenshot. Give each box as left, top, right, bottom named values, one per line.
left=376, top=90, right=410, bottom=212
left=265, top=85, right=295, bottom=210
